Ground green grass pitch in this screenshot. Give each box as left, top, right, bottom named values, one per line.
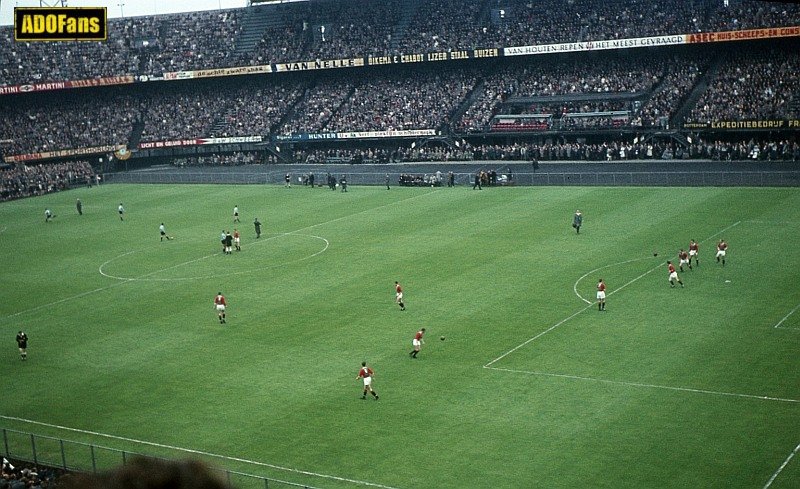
left=1, top=183, right=799, bottom=488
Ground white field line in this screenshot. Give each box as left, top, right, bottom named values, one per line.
left=486, top=258, right=664, bottom=368
left=98, top=234, right=330, bottom=282
left=3, top=191, right=431, bottom=320
left=764, top=442, right=800, bottom=488
left=484, top=368, right=800, bottom=404
left=774, top=302, right=800, bottom=329
left=573, top=257, right=652, bottom=304
left=0, top=415, right=400, bottom=489
left=484, top=221, right=742, bottom=369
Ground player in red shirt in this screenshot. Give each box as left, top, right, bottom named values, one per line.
left=667, top=261, right=684, bottom=288
left=409, top=328, right=425, bottom=358
left=716, top=239, right=728, bottom=266
left=678, top=249, right=691, bottom=272
left=233, top=229, right=241, bottom=251
left=596, top=278, right=606, bottom=311
left=394, top=281, right=405, bottom=311
left=214, top=292, right=227, bottom=324
left=356, top=361, right=379, bottom=400
left=688, top=239, right=699, bottom=267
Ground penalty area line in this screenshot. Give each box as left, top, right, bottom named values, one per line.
left=484, top=368, right=800, bottom=404
left=764, top=441, right=800, bottom=489
left=0, top=416, right=400, bottom=489
left=774, top=302, right=800, bottom=329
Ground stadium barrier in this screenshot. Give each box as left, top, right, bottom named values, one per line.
left=101, top=167, right=800, bottom=187
left=2, top=428, right=321, bottom=489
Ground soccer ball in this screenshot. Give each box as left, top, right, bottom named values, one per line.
left=653, top=252, right=658, bottom=257
left=440, top=336, right=445, bottom=341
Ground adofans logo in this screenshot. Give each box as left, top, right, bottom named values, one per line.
left=15, top=7, right=107, bottom=41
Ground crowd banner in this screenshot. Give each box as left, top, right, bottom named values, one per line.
left=275, top=129, right=436, bottom=142
left=193, top=64, right=273, bottom=78
left=366, top=48, right=500, bottom=66
left=504, top=34, right=686, bottom=57
left=274, top=57, right=365, bottom=73
left=3, top=144, right=125, bottom=163
left=0, top=75, right=134, bottom=95
left=685, top=26, right=800, bottom=43
left=138, top=135, right=263, bottom=149
left=0, top=26, right=797, bottom=95
left=684, top=119, right=800, bottom=130
left=163, top=71, right=196, bottom=81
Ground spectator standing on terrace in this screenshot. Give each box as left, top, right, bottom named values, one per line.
left=573, top=210, right=582, bottom=234
left=356, top=361, right=379, bottom=400
left=76, top=199, right=82, bottom=215
left=254, top=218, right=262, bottom=239
left=16, top=331, right=28, bottom=360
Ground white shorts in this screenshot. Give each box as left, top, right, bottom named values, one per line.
left=234, top=237, right=240, bottom=245
left=716, top=250, right=726, bottom=258
left=596, top=291, right=606, bottom=300
left=689, top=249, right=697, bottom=257
left=412, top=338, right=421, bottom=347
left=679, top=258, right=689, bottom=266
left=362, top=376, right=372, bottom=387
left=396, top=292, right=403, bottom=301
left=669, top=271, right=678, bottom=281
left=216, top=304, right=226, bottom=312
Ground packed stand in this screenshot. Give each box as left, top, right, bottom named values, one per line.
left=217, top=81, right=306, bottom=137
left=139, top=86, right=230, bottom=142
left=172, top=152, right=268, bottom=166
left=3, top=0, right=800, bottom=85
left=280, top=79, right=353, bottom=134
left=457, top=56, right=665, bottom=132
left=133, top=10, right=245, bottom=74
left=639, top=57, right=707, bottom=128
left=290, top=138, right=799, bottom=164
left=304, top=0, right=403, bottom=59
left=705, top=0, right=800, bottom=32
left=400, top=0, right=486, bottom=53
left=687, top=49, right=800, bottom=123
left=0, top=161, right=95, bottom=202
left=323, top=70, right=478, bottom=132
left=0, top=21, right=138, bottom=86
left=0, top=93, right=140, bottom=156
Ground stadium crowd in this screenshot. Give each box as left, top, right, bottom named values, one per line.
left=290, top=138, right=800, bottom=164
left=0, top=161, right=94, bottom=202
left=1, top=457, right=65, bottom=488
left=687, top=49, right=800, bottom=123
left=1, top=0, right=800, bottom=86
